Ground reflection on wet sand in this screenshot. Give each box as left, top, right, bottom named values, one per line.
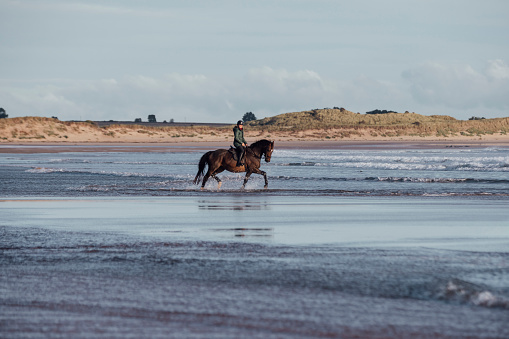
left=198, top=200, right=271, bottom=211
left=211, top=227, right=274, bottom=238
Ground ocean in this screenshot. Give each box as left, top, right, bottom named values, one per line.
left=1, top=146, right=508, bottom=338
left=1, top=146, right=509, bottom=197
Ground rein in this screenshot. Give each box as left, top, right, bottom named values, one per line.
left=247, top=146, right=263, bottom=160
left=247, top=140, right=272, bottom=161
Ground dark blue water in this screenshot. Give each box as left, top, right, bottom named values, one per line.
left=1, top=147, right=508, bottom=197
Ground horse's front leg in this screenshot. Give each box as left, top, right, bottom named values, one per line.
left=244, top=169, right=268, bottom=189
left=262, top=171, right=268, bottom=189
left=241, top=171, right=252, bottom=189
left=254, top=169, right=268, bottom=189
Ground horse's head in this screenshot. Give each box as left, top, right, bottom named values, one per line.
left=262, top=140, right=275, bottom=163
left=249, top=139, right=275, bottom=162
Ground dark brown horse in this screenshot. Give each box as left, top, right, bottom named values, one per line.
left=194, top=139, right=275, bottom=189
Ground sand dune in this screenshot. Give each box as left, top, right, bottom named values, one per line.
left=1, top=115, right=509, bottom=147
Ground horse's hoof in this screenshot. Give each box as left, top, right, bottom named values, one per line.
left=264, top=185, right=268, bottom=189
left=241, top=185, right=245, bottom=190
left=200, top=187, right=205, bottom=190
left=217, top=182, right=222, bottom=190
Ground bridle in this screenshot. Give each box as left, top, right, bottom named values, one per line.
left=247, top=144, right=272, bottom=161
left=246, top=146, right=262, bottom=160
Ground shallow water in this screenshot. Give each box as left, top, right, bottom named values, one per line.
left=1, top=148, right=509, bottom=338
left=1, top=147, right=508, bottom=196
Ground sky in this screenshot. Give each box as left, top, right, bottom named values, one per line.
left=1, top=0, right=508, bottom=123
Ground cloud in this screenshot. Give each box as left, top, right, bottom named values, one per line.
left=7, top=64, right=506, bottom=123
left=402, top=60, right=509, bottom=111
left=4, top=67, right=404, bottom=122
left=4, top=0, right=175, bottom=18
left=485, top=59, right=509, bottom=80
left=0, top=74, right=231, bottom=122
left=231, top=67, right=409, bottom=116
left=233, top=67, right=331, bottom=114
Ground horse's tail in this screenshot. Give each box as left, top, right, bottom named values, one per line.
left=193, top=151, right=213, bottom=184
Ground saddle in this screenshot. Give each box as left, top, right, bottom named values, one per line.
left=228, top=146, right=238, bottom=161
left=229, top=146, right=250, bottom=165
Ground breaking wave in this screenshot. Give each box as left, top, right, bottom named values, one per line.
left=437, top=279, right=509, bottom=309
left=368, top=177, right=509, bottom=184
left=26, top=167, right=192, bottom=180
left=277, top=161, right=509, bottom=171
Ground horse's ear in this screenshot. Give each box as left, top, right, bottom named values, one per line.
left=271, top=140, right=275, bottom=148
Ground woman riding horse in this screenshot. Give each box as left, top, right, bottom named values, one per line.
left=194, top=139, right=275, bottom=189
left=233, top=120, right=247, bottom=166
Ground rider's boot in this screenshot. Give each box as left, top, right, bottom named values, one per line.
left=236, top=149, right=244, bottom=167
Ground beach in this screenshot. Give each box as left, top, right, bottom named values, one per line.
left=1, top=142, right=509, bottom=338
left=2, top=114, right=509, bottom=153
left=3, top=0, right=509, bottom=335
left=2, top=196, right=509, bottom=338
left=1, top=137, right=509, bottom=154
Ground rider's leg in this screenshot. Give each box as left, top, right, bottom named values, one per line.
left=236, top=146, right=245, bottom=166
left=241, top=146, right=246, bottom=165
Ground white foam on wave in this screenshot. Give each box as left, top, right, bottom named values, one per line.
left=376, top=177, right=469, bottom=183
left=277, top=159, right=509, bottom=172
left=441, top=279, right=509, bottom=309
left=25, top=167, right=195, bottom=180
left=276, top=149, right=509, bottom=171
left=472, top=291, right=498, bottom=307
left=26, top=167, right=65, bottom=174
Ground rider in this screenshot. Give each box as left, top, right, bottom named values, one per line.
left=233, top=120, right=247, bottom=166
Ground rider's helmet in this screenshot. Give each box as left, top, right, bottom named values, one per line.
left=237, top=120, right=243, bottom=126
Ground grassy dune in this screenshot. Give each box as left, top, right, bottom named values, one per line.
left=246, top=108, right=509, bottom=139
left=1, top=109, right=509, bottom=143
left=0, top=117, right=232, bottom=143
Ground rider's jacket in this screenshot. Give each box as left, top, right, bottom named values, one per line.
left=233, top=126, right=247, bottom=147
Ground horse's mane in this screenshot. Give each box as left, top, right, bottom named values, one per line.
left=249, top=139, right=272, bottom=149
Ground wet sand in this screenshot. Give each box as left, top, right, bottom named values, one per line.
left=2, top=196, right=507, bottom=248
left=2, top=196, right=508, bottom=338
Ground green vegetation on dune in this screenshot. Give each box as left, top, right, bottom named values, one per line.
left=1, top=110, right=509, bottom=141
left=249, top=108, right=455, bottom=128
left=246, top=108, right=509, bottom=137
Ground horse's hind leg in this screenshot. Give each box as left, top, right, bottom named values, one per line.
left=202, top=168, right=223, bottom=190
left=201, top=171, right=212, bottom=189
left=211, top=173, right=222, bottom=189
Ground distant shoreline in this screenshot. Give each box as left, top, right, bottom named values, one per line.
left=2, top=115, right=509, bottom=152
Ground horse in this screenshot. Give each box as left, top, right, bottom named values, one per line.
left=193, top=139, right=275, bottom=189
